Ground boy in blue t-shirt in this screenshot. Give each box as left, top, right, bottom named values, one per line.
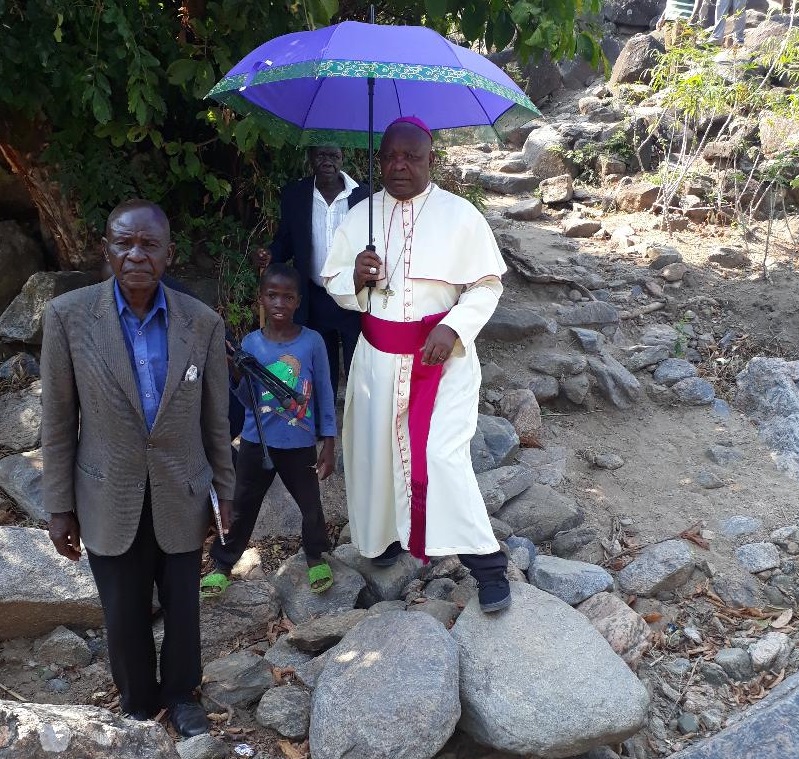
left=201, top=264, right=337, bottom=595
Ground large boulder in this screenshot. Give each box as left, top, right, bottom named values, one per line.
left=759, top=111, right=799, bottom=159
left=522, top=125, right=577, bottom=180
left=0, top=700, right=180, bottom=758
left=489, top=49, right=563, bottom=104
left=310, top=610, right=460, bottom=759
left=603, top=0, right=662, bottom=27
left=0, top=448, right=45, bottom=521
left=0, top=380, right=41, bottom=452
left=608, top=34, right=665, bottom=87
left=0, top=221, right=44, bottom=315
left=0, top=271, right=95, bottom=344
left=735, top=358, right=799, bottom=478
left=332, top=543, right=423, bottom=605
left=470, top=414, right=519, bottom=473
left=200, top=577, right=281, bottom=647
left=618, top=539, right=694, bottom=597
left=482, top=305, right=557, bottom=341
left=495, top=484, right=583, bottom=543
left=452, top=583, right=649, bottom=756
left=586, top=353, right=642, bottom=409
left=0, top=527, right=103, bottom=639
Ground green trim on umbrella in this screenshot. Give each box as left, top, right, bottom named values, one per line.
left=207, top=59, right=539, bottom=113
left=212, top=90, right=539, bottom=149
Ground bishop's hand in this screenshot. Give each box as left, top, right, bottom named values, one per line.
left=354, top=249, right=383, bottom=292
left=421, top=324, right=458, bottom=366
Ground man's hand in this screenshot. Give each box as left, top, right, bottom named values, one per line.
left=48, top=512, right=82, bottom=561
left=421, top=324, right=458, bottom=366
left=353, top=248, right=383, bottom=292
left=250, top=247, right=271, bottom=270
left=218, top=499, right=233, bottom=536
left=316, top=438, right=335, bottom=480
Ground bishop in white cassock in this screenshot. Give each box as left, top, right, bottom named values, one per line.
left=321, top=117, right=512, bottom=612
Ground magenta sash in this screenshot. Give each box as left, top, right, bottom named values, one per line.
left=361, top=311, right=449, bottom=562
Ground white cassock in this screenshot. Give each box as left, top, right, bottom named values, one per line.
left=322, top=183, right=506, bottom=558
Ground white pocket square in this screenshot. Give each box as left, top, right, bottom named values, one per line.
left=184, top=365, right=198, bottom=382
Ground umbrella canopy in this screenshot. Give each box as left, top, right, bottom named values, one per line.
left=207, top=20, right=540, bottom=147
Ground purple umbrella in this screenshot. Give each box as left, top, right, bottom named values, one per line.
left=207, top=20, right=539, bottom=245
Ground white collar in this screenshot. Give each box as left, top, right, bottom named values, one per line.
left=384, top=182, right=434, bottom=204
left=314, top=170, right=359, bottom=198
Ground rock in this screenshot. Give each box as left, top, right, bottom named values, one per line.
left=0, top=448, right=44, bottom=521
left=452, top=583, right=649, bottom=756
left=712, top=573, right=763, bottom=609
left=482, top=305, right=557, bottom=341
left=0, top=526, right=103, bottom=639
left=616, top=181, right=661, bottom=212
left=0, top=352, right=40, bottom=382
left=269, top=551, right=365, bottom=624
left=201, top=578, right=281, bottom=645
left=516, top=445, right=567, bottom=487
left=472, top=414, right=520, bottom=473
left=529, top=555, right=614, bottom=605
left=294, top=649, right=334, bottom=689
left=653, top=359, right=697, bottom=387
left=668, top=671, right=799, bottom=759
left=497, top=158, right=528, bottom=173
left=495, top=484, right=583, bottom=543
left=609, top=34, right=664, bottom=87
left=505, top=535, right=537, bottom=567
left=540, top=174, right=574, bottom=204
left=476, top=465, right=536, bottom=515
left=201, top=651, right=273, bottom=708
left=286, top=609, right=369, bottom=654
left=263, top=637, right=313, bottom=670
left=499, top=388, right=542, bottom=445
left=558, top=302, right=620, bottom=328
left=407, top=599, right=461, bottom=627
left=570, top=327, right=605, bottom=354
left=561, top=373, right=591, bottom=404
left=749, top=632, right=793, bottom=673
left=672, top=377, right=715, bottom=406
left=528, top=372, right=560, bottom=402
left=309, top=610, right=460, bottom=759
left=0, top=271, right=95, bottom=344
left=618, top=540, right=694, bottom=597
left=478, top=171, right=539, bottom=195
left=677, top=712, right=701, bottom=735
left=707, top=445, right=744, bottom=466
left=530, top=351, right=587, bottom=377
left=552, top=527, right=598, bottom=558
left=759, top=110, right=799, bottom=159
left=646, top=247, right=682, bottom=271
left=424, top=577, right=458, bottom=601
left=0, top=700, right=181, bottom=758
left=696, top=469, right=725, bottom=489
left=577, top=592, right=652, bottom=668
left=641, top=324, right=681, bottom=350
left=715, top=648, right=754, bottom=681
left=510, top=546, right=531, bottom=571
left=480, top=361, right=506, bottom=388
left=564, top=217, right=603, bottom=238
left=33, top=625, right=92, bottom=668
left=0, top=221, right=45, bottom=315
left=586, top=353, right=642, bottom=409
left=593, top=453, right=625, bottom=470
left=720, top=515, right=762, bottom=538
left=255, top=685, right=311, bottom=740
left=332, top=543, right=423, bottom=605
left=709, top=247, right=749, bottom=269
left=522, top=125, right=575, bottom=180
left=735, top=358, right=799, bottom=478
left=660, top=262, right=689, bottom=283
left=604, top=0, right=662, bottom=27
left=505, top=198, right=543, bottom=221
left=624, top=345, right=670, bottom=372
left=735, top=543, right=781, bottom=574
left=771, top=526, right=799, bottom=549
left=175, top=734, right=228, bottom=759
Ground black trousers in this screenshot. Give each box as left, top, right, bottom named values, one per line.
left=87, top=489, right=202, bottom=715
left=210, top=440, right=331, bottom=571
left=307, top=282, right=360, bottom=400
left=459, top=551, right=508, bottom=583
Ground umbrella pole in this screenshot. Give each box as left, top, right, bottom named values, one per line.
left=366, top=4, right=376, bottom=300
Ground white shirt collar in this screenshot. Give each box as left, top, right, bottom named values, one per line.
left=314, top=170, right=359, bottom=201
left=384, top=182, right=434, bottom=203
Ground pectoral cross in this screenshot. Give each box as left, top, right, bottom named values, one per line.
left=379, top=287, right=395, bottom=309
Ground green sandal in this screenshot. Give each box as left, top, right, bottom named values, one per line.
left=200, top=572, right=232, bottom=599
left=308, top=562, right=334, bottom=594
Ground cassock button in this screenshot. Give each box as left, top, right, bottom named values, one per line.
left=136, top=481, right=145, bottom=491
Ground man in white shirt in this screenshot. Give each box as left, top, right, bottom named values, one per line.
left=262, top=147, right=368, bottom=399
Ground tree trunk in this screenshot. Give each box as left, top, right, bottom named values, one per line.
left=0, top=142, right=90, bottom=270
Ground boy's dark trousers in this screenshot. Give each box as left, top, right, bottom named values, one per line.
left=211, top=440, right=330, bottom=571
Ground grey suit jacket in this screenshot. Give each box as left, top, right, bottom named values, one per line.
left=40, top=277, right=235, bottom=556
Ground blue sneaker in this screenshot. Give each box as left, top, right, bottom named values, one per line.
left=478, top=578, right=512, bottom=613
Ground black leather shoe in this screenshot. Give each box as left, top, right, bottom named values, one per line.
left=371, top=541, right=404, bottom=567
left=169, top=701, right=209, bottom=737
left=478, top=578, right=512, bottom=613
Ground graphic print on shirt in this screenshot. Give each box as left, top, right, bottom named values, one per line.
left=259, top=353, right=313, bottom=425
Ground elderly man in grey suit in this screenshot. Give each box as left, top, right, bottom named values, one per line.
left=41, top=199, right=235, bottom=737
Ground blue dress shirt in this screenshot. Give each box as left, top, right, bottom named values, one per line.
left=114, top=280, right=169, bottom=431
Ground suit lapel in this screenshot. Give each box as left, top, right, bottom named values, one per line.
left=152, top=287, right=194, bottom=430
left=89, top=280, right=146, bottom=423
left=298, top=178, right=314, bottom=270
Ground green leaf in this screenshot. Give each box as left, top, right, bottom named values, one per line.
left=493, top=10, right=516, bottom=51
left=425, top=0, right=448, bottom=18
left=461, top=3, right=487, bottom=42
left=184, top=150, right=201, bottom=178
left=167, top=59, right=199, bottom=86
left=193, top=60, right=216, bottom=99
left=91, top=89, right=112, bottom=124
